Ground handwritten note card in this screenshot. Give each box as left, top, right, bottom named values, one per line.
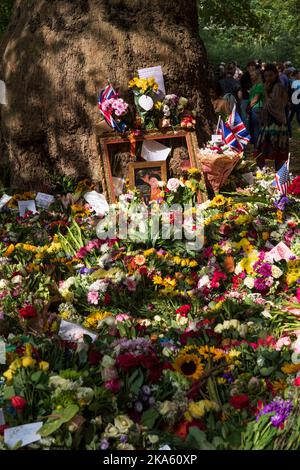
left=265, top=242, right=295, bottom=262
left=0, top=408, right=5, bottom=425
left=35, top=192, right=54, bottom=209
left=0, top=340, right=6, bottom=364
left=58, top=320, right=97, bottom=343
left=84, top=191, right=109, bottom=216
left=4, top=422, right=43, bottom=449
left=0, top=194, right=12, bottom=210
left=138, top=65, right=166, bottom=97
left=141, top=140, right=171, bottom=162
left=0, top=80, right=7, bottom=105
left=18, top=200, right=37, bottom=217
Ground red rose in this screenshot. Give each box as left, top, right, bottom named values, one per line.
left=11, top=395, right=27, bottom=412
left=229, top=394, right=249, bottom=410
left=176, top=304, right=191, bottom=317
left=294, top=377, right=300, bottom=387
left=139, top=266, right=148, bottom=276
left=116, top=353, right=140, bottom=371
left=19, top=305, right=37, bottom=319
left=104, top=379, right=121, bottom=393
left=104, top=293, right=112, bottom=306
left=88, top=350, right=102, bottom=365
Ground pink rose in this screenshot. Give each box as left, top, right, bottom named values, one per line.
left=115, top=314, right=131, bottom=322
left=125, top=277, right=137, bottom=292
left=166, top=178, right=183, bottom=192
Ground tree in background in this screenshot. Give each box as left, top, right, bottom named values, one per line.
left=0, top=0, right=214, bottom=189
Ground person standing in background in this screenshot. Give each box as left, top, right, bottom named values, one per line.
left=248, top=65, right=264, bottom=147
left=277, top=63, right=292, bottom=136
left=219, top=64, right=240, bottom=96
left=256, top=64, right=289, bottom=171
left=240, top=61, right=257, bottom=125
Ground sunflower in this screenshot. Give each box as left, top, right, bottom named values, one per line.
left=173, top=353, right=204, bottom=381
left=211, top=195, right=226, bottom=207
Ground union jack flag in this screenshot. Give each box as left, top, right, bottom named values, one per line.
left=226, top=105, right=251, bottom=147
left=216, top=118, right=243, bottom=152
left=98, top=84, right=126, bottom=132
left=272, top=161, right=290, bottom=195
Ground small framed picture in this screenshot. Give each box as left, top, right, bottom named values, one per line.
left=128, top=161, right=167, bottom=204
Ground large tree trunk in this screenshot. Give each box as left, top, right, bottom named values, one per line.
left=0, top=0, right=214, bottom=189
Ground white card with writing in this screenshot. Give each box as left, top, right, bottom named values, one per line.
left=211, top=134, right=223, bottom=143
left=0, top=80, right=7, bottom=105
left=0, top=408, right=5, bottom=425
left=84, top=191, right=109, bottom=215
left=35, top=192, right=54, bottom=209
left=265, top=242, right=295, bottom=262
left=59, top=320, right=97, bottom=343
left=4, top=422, right=43, bottom=449
left=18, top=200, right=37, bottom=217
left=141, top=140, right=171, bottom=162
left=0, top=340, right=6, bottom=364
left=0, top=194, right=12, bottom=210
left=138, top=65, right=166, bottom=97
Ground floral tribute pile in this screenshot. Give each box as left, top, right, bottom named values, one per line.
left=0, top=171, right=300, bottom=450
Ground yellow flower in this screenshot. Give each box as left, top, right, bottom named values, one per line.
left=211, top=195, right=226, bottom=207
left=22, top=357, right=36, bottom=368
left=9, top=358, right=22, bottom=372
left=262, top=232, right=269, bottom=241
left=83, top=311, right=112, bottom=329
left=59, top=311, right=70, bottom=320
left=187, top=400, right=219, bottom=420
left=3, top=244, right=15, bottom=257
left=39, top=361, right=50, bottom=371
left=25, top=343, right=32, bottom=357
left=277, top=210, right=283, bottom=223
left=143, top=248, right=155, bottom=257
left=272, top=379, right=286, bottom=393
left=189, top=260, right=198, bottom=268
left=188, top=167, right=201, bottom=176
left=281, top=363, right=300, bottom=374
left=173, top=353, right=204, bottom=381
left=3, top=369, right=14, bottom=381
left=163, top=277, right=177, bottom=288
left=286, top=260, right=300, bottom=286
left=172, top=256, right=181, bottom=265
left=235, top=215, right=252, bottom=225
left=153, top=275, right=163, bottom=285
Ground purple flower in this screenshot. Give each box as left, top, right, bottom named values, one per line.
left=275, top=196, right=290, bottom=211
left=100, top=438, right=109, bottom=450
left=254, top=278, right=268, bottom=293
left=120, top=435, right=127, bottom=443
left=257, top=263, right=272, bottom=277
left=257, top=399, right=293, bottom=428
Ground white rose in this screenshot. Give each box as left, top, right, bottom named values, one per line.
left=11, top=275, right=22, bottom=284
left=271, top=265, right=283, bottom=279
left=198, top=275, right=210, bottom=288
left=103, top=423, right=120, bottom=438
left=244, top=276, right=254, bottom=289
left=214, top=324, right=223, bottom=333
left=101, top=355, right=115, bottom=368
left=0, top=279, right=8, bottom=289
left=114, top=415, right=134, bottom=434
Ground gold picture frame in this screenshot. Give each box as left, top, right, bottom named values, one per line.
left=128, top=161, right=167, bottom=204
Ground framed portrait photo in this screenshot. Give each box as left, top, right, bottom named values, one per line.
left=128, top=161, right=167, bottom=204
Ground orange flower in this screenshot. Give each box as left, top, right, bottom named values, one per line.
left=4, top=244, right=15, bottom=257
left=223, top=256, right=235, bottom=273
left=134, top=255, right=146, bottom=266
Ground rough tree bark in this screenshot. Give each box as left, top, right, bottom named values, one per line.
left=0, top=0, right=214, bottom=189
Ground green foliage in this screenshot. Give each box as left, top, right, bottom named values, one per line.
left=0, top=0, right=14, bottom=37
left=200, top=0, right=300, bottom=67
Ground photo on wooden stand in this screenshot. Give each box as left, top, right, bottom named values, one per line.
left=96, top=130, right=206, bottom=203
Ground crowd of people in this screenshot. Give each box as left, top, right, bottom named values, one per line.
left=210, top=60, right=300, bottom=170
